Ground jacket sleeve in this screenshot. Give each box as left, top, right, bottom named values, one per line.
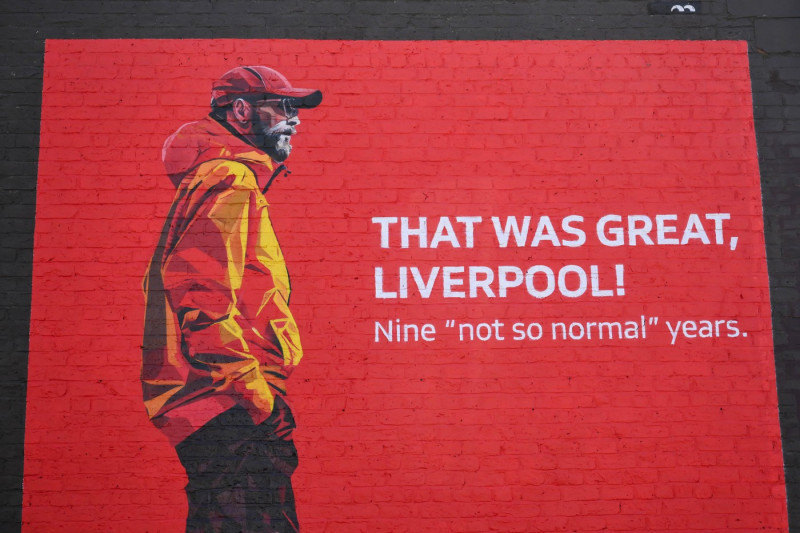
left=161, top=161, right=302, bottom=425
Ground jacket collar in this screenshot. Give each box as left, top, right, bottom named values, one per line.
left=206, top=115, right=276, bottom=187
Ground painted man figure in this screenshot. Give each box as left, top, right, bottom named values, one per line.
left=142, top=66, right=321, bottom=532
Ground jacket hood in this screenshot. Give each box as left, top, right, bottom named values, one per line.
left=162, top=115, right=274, bottom=188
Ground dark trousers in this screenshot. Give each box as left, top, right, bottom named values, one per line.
left=175, top=397, right=299, bottom=533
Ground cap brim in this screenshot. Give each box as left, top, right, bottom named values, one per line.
left=272, top=89, right=323, bottom=108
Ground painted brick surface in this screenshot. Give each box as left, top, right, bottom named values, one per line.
left=2, top=1, right=799, bottom=532
left=19, top=39, right=787, bottom=532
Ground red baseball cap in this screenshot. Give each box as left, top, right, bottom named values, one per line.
left=211, top=66, right=322, bottom=108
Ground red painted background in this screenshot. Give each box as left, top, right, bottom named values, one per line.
left=26, top=40, right=787, bottom=532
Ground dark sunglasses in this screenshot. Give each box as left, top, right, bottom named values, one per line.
left=254, top=98, right=298, bottom=118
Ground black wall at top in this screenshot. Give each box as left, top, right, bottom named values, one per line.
left=1, top=0, right=798, bottom=530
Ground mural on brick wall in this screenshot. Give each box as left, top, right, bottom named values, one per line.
left=25, top=40, right=789, bottom=532
left=142, top=66, right=322, bottom=531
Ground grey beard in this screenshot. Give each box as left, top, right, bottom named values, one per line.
left=250, top=111, right=296, bottom=162
left=265, top=133, right=292, bottom=162
left=256, top=128, right=293, bottom=162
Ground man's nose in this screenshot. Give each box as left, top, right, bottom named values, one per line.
left=287, top=116, right=300, bottom=127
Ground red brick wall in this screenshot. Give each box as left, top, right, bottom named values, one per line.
left=22, top=39, right=787, bottom=532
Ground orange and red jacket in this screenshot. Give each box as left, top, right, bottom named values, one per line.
left=142, top=116, right=302, bottom=445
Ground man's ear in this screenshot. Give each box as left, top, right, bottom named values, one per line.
left=231, top=98, right=253, bottom=126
